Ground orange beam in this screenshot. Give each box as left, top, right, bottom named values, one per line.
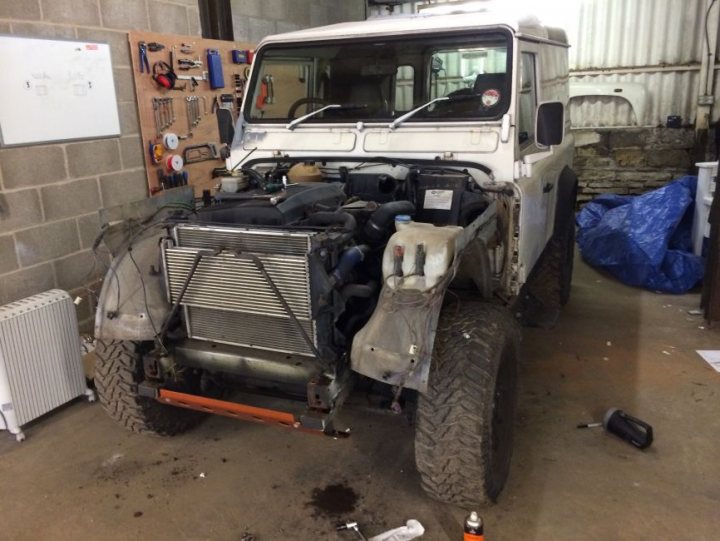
left=158, top=389, right=300, bottom=429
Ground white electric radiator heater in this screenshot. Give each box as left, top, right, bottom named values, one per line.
left=0, top=289, right=94, bottom=442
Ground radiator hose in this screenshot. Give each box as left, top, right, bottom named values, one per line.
left=364, top=200, right=415, bottom=245
left=331, top=245, right=371, bottom=287
left=302, top=211, right=356, bottom=243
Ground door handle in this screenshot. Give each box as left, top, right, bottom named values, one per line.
left=543, top=182, right=554, bottom=193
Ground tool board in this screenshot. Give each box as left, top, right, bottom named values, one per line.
left=0, top=35, right=120, bottom=146
left=128, top=31, right=253, bottom=196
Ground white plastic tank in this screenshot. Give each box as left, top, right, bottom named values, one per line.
left=382, top=216, right=463, bottom=291
left=692, top=161, right=718, bottom=257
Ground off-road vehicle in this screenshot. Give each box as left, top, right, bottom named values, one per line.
left=94, top=5, right=576, bottom=506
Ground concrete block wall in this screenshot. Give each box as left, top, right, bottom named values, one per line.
left=0, top=0, right=365, bottom=325
left=0, top=0, right=201, bottom=325
left=230, top=0, right=366, bottom=40
left=573, top=128, right=695, bottom=204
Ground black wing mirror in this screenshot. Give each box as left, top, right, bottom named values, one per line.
left=536, top=101, right=564, bottom=147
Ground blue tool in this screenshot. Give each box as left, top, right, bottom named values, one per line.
left=207, top=49, right=225, bottom=89
left=138, top=41, right=150, bottom=74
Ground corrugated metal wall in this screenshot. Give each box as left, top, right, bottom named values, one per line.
left=370, top=0, right=717, bottom=127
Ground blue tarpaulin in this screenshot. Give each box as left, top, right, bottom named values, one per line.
left=576, top=176, right=704, bottom=294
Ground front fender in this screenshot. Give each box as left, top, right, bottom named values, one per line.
left=350, top=204, right=497, bottom=392
left=94, top=233, right=170, bottom=342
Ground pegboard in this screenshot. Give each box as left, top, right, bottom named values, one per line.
left=128, top=31, right=254, bottom=196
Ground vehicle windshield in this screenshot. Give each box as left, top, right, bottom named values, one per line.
left=245, top=31, right=511, bottom=125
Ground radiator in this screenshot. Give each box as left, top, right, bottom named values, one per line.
left=0, top=290, right=94, bottom=442
left=164, top=224, right=317, bottom=356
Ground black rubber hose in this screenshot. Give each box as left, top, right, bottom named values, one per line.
left=341, top=282, right=377, bottom=299
left=459, top=200, right=489, bottom=226
left=302, top=211, right=356, bottom=231
left=363, top=200, right=415, bottom=244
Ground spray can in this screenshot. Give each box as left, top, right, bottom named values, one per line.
left=463, top=511, right=484, bottom=540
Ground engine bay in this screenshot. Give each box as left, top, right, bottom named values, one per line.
left=200, top=160, right=493, bottom=232
left=159, top=159, right=501, bottom=393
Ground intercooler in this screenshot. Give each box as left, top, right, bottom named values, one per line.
left=164, top=224, right=318, bottom=356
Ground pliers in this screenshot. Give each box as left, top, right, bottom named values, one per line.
left=138, top=41, right=150, bottom=74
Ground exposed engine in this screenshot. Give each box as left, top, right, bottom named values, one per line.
left=161, top=160, right=494, bottom=391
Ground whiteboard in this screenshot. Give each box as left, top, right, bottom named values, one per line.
left=0, top=35, right=120, bottom=146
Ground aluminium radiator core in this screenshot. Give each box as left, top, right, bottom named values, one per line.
left=164, top=224, right=317, bottom=356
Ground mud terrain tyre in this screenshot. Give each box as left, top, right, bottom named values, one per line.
left=95, top=340, right=205, bottom=436
left=529, top=220, right=575, bottom=308
left=528, top=172, right=577, bottom=308
left=415, top=303, right=521, bottom=506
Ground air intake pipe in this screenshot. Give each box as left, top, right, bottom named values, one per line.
left=301, top=211, right=357, bottom=243
left=363, top=201, right=415, bottom=245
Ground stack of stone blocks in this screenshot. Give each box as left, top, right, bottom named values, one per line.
left=573, top=127, right=695, bottom=205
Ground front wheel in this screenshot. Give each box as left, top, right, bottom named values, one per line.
left=415, top=302, right=520, bottom=506
left=95, top=340, right=206, bottom=436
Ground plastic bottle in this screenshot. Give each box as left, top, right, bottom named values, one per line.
left=369, top=519, right=424, bottom=541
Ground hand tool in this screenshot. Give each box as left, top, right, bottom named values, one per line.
left=152, top=98, right=161, bottom=135
left=148, top=141, right=165, bottom=164
left=178, top=58, right=203, bottom=69
left=183, top=143, right=219, bottom=164
left=147, top=41, right=165, bottom=52
left=177, top=71, right=208, bottom=82
left=577, top=408, right=653, bottom=450
left=231, top=49, right=252, bottom=64
left=207, top=48, right=225, bottom=89
left=138, top=42, right=150, bottom=73
left=337, top=521, right=368, bottom=541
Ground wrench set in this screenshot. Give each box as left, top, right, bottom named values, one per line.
left=185, top=96, right=202, bottom=131
left=152, top=97, right=175, bottom=136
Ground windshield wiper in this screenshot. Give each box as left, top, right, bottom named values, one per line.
left=286, top=103, right=367, bottom=130
left=388, top=94, right=482, bottom=130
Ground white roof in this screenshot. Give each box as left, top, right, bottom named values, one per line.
left=259, top=7, right=566, bottom=47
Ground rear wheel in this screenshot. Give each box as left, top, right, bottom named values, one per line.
left=95, top=340, right=205, bottom=436
left=528, top=179, right=577, bottom=308
left=415, top=302, right=520, bottom=506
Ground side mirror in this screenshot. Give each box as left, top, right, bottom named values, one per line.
left=536, top=101, right=564, bottom=147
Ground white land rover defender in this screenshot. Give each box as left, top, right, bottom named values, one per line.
left=94, top=5, right=576, bottom=506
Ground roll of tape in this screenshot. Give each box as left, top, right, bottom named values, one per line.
left=163, top=132, right=179, bottom=150
left=166, top=154, right=184, bottom=172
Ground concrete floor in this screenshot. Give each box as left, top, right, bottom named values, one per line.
left=1, top=258, right=719, bottom=541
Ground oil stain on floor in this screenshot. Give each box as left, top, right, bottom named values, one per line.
left=308, top=483, right=360, bottom=518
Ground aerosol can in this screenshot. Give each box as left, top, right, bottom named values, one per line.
left=463, top=511, right=484, bottom=540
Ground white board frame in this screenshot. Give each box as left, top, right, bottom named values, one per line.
left=0, top=35, right=121, bottom=147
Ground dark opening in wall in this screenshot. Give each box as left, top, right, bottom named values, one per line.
left=198, top=0, right=234, bottom=41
